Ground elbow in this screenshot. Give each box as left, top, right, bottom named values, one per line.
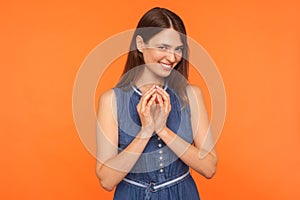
left=96, top=169, right=116, bottom=191
left=203, top=157, right=218, bottom=179
left=203, top=166, right=216, bottom=179
left=99, top=179, right=116, bottom=192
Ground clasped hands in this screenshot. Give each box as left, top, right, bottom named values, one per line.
left=136, top=84, right=171, bottom=138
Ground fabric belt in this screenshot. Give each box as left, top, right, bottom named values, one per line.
left=122, top=171, right=190, bottom=200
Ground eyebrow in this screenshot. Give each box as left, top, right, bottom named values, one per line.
left=156, top=43, right=184, bottom=48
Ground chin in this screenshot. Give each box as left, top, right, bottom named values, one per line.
left=158, top=70, right=173, bottom=78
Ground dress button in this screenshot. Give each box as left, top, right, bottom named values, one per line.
left=160, top=169, right=164, bottom=173
left=159, top=150, right=163, bottom=154
left=159, top=156, right=163, bottom=160
left=159, top=163, right=163, bottom=167
left=157, top=137, right=161, bottom=140
left=158, top=143, right=162, bottom=148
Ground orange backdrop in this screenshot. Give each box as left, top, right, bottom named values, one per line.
left=1, top=0, right=300, bottom=199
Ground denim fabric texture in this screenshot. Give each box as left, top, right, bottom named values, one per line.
left=113, top=85, right=200, bottom=200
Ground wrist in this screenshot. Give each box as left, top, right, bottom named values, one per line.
left=139, top=127, right=154, bottom=139
left=156, top=126, right=168, bottom=136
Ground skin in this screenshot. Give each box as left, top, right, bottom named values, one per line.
left=135, top=28, right=184, bottom=87
left=95, top=28, right=218, bottom=191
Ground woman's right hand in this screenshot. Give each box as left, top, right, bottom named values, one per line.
left=136, top=85, right=157, bottom=138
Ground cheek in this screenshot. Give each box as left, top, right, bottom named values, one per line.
left=178, top=57, right=183, bottom=64
left=144, top=51, right=164, bottom=63
left=175, top=51, right=183, bottom=60
left=152, top=51, right=168, bottom=62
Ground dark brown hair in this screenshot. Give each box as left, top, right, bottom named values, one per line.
left=116, top=7, right=189, bottom=107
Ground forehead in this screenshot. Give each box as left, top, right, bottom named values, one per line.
left=147, top=29, right=183, bottom=46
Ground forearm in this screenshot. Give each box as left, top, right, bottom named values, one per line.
left=96, top=130, right=150, bottom=191
left=157, top=127, right=218, bottom=179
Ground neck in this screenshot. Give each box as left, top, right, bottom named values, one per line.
left=135, top=67, right=165, bottom=91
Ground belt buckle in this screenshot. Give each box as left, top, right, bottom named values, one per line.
left=147, top=181, right=156, bottom=192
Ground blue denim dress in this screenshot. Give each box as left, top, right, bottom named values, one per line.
left=113, top=85, right=200, bottom=200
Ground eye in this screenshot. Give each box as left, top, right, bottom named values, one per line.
left=157, top=46, right=168, bottom=50
left=175, top=47, right=184, bottom=53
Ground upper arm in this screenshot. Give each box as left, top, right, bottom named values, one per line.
left=186, top=85, right=217, bottom=158
left=96, top=89, right=119, bottom=170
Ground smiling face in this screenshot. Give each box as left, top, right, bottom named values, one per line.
left=136, top=28, right=184, bottom=80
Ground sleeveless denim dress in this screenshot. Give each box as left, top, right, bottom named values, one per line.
left=113, top=85, right=200, bottom=200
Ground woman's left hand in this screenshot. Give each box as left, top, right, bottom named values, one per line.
left=152, top=85, right=171, bottom=133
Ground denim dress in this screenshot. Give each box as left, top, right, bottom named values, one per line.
left=113, top=85, right=200, bottom=200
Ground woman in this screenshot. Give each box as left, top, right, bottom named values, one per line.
left=96, top=7, right=218, bottom=200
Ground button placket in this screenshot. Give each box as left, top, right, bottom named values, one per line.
left=157, top=140, right=164, bottom=173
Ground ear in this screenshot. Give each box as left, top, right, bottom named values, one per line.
left=136, top=35, right=144, bottom=53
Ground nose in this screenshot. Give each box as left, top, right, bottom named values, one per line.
left=166, top=50, right=176, bottom=63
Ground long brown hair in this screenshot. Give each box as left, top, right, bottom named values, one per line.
left=116, top=7, right=189, bottom=107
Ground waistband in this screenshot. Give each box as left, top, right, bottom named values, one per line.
left=122, top=171, right=190, bottom=199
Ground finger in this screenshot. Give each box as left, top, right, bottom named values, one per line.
left=138, top=84, right=154, bottom=96
left=146, top=84, right=156, bottom=92
left=146, top=93, right=156, bottom=108
left=155, top=85, right=168, bottom=95
left=137, top=89, right=154, bottom=113
left=142, top=94, right=157, bottom=115
left=143, top=85, right=157, bottom=97
left=142, top=84, right=156, bottom=96
left=155, top=88, right=171, bottom=112
left=156, top=87, right=170, bottom=103
left=156, top=93, right=164, bottom=108
left=156, top=85, right=170, bottom=96
left=141, top=88, right=157, bottom=109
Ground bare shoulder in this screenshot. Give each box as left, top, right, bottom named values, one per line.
left=97, top=89, right=117, bottom=118
left=99, top=89, right=116, bottom=103
left=186, top=84, right=204, bottom=100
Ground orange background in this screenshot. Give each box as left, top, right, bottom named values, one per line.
left=1, top=0, right=300, bottom=199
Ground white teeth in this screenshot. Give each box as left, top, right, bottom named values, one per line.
left=160, top=62, right=172, bottom=70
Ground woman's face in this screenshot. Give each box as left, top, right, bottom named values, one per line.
left=137, top=28, right=184, bottom=78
